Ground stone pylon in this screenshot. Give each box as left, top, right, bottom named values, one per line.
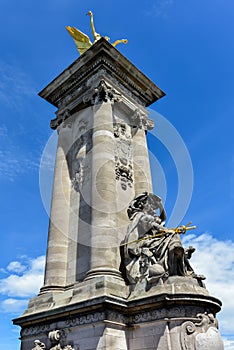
left=13, top=38, right=224, bottom=350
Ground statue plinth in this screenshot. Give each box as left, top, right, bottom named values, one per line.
left=13, top=39, right=224, bottom=350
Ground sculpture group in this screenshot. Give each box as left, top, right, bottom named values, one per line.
left=121, top=192, right=206, bottom=290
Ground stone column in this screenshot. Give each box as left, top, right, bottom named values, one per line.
left=133, top=127, right=153, bottom=196
left=41, top=121, right=72, bottom=291
left=85, top=102, right=122, bottom=280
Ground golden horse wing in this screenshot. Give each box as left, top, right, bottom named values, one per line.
left=66, top=26, right=92, bottom=55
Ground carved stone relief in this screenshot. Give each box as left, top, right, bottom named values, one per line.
left=181, top=313, right=224, bottom=350
left=31, top=340, right=46, bottom=350
left=120, top=192, right=206, bottom=290
left=49, top=330, right=63, bottom=350
left=31, top=330, right=75, bottom=350
left=51, top=78, right=123, bottom=130
left=86, top=69, right=143, bottom=106
left=65, top=311, right=105, bottom=327
left=28, top=310, right=223, bottom=350
left=113, top=121, right=133, bottom=190
left=129, top=109, right=154, bottom=130
left=83, top=79, right=122, bottom=105
left=51, top=109, right=71, bottom=130
left=22, top=324, right=51, bottom=337
left=57, top=84, right=85, bottom=109
left=66, top=130, right=92, bottom=192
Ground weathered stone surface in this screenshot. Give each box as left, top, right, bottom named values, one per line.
left=195, top=327, right=224, bottom=350
left=14, top=40, right=224, bottom=349
left=39, top=38, right=165, bottom=118
left=15, top=294, right=223, bottom=349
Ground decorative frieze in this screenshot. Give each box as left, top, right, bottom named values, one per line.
left=128, top=305, right=207, bottom=325
left=22, top=324, right=52, bottom=337
left=65, top=311, right=105, bottom=327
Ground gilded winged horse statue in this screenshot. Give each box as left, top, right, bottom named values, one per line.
left=66, top=11, right=128, bottom=55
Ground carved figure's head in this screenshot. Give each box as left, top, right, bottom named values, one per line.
left=127, top=192, right=166, bottom=222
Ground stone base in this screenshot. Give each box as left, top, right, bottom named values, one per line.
left=128, top=276, right=209, bottom=300
left=23, top=275, right=128, bottom=316
left=14, top=279, right=223, bottom=350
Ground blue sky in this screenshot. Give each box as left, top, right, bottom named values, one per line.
left=0, top=0, right=233, bottom=348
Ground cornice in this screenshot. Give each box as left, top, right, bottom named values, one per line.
left=39, top=38, right=165, bottom=110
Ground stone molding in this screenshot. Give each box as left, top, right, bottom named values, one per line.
left=65, top=312, right=105, bottom=327
left=21, top=304, right=219, bottom=338
left=28, top=311, right=223, bottom=350
left=39, top=39, right=165, bottom=113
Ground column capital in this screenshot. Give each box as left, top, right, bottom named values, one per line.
left=39, top=38, right=165, bottom=130
left=83, top=79, right=122, bottom=105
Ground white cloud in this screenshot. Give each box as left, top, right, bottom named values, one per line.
left=7, top=261, right=26, bottom=274
left=182, top=233, right=234, bottom=336
left=1, top=237, right=233, bottom=345
left=223, top=337, right=234, bottom=350
left=0, top=273, right=43, bottom=298
left=0, top=256, right=45, bottom=298
left=30, top=256, right=45, bottom=272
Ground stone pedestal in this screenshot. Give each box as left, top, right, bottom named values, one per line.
left=13, top=39, right=223, bottom=350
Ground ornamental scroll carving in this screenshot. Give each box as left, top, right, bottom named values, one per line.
left=181, top=313, right=224, bottom=350
left=31, top=330, right=75, bottom=350
left=114, top=121, right=133, bottom=190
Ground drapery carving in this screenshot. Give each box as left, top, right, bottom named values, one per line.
left=120, top=192, right=205, bottom=290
